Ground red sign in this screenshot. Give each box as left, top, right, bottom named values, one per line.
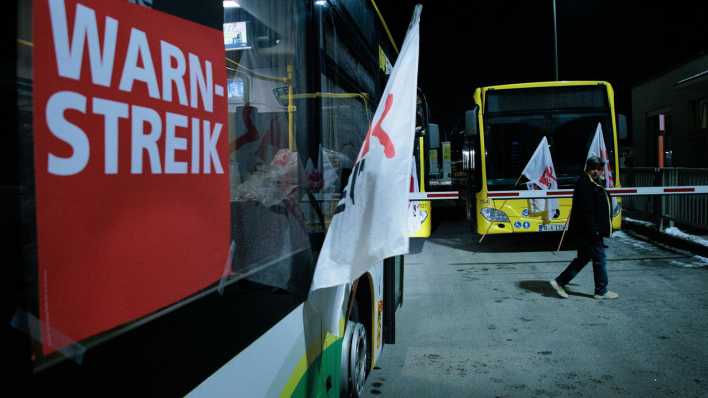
left=33, top=0, right=229, bottom=354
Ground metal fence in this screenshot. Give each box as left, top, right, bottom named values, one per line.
left=621, top=167, right=708, bottom=231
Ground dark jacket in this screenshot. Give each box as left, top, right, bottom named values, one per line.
left=568, top=173, right=612, bottom=241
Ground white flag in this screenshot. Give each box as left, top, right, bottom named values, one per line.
left=587, top=123, right=614, bottom=188
left=587, top=123, right=617, bottom=209
left=521, top=136, right=558, bottom=221
left=310, top=6, right=422, bottom=291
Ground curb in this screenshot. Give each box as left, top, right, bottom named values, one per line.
left=621, top=218, right=708, bottom=258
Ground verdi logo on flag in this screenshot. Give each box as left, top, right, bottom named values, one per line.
left=587, top=122, right=617, bottom=209
left=587, top=123, right=614, bottom=187
left=311, top=5, right=422, bottom=291
left=521, top=136, right=558, bottom=222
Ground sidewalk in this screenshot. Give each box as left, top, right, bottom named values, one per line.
left=622, top=216, right=708, bottom=258
left=364, top=220, right=708, bottom=397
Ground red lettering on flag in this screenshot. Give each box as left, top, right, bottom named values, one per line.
left=538, top=166, right=556, bottom=187
left=359, top=94, right=396, bottom=160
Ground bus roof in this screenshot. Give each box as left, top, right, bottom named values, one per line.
left=480, top=81, right=612, bottom=91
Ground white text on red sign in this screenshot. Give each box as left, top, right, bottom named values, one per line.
left=46, top=0, right=225, bottom=176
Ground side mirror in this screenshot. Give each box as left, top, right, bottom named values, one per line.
left=464, top=106, right=479, bottom=137
left=428, top=123, right=440, bottom=148
left=617, top=114, right=628, bottom=140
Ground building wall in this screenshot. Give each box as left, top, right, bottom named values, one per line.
left=631, top=54, right=708, bottom=167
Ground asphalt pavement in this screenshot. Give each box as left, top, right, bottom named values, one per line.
left=364, top=220, right=708, bottom=398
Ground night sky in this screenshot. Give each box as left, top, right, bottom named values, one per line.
left=376, top=0, right=708, bottom=136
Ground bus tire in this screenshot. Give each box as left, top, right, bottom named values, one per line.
left=340, top=301, right=369, bottom=398
left=466, top=196, right=479, bottom=236
left=466, top=195, right=477, bottom=228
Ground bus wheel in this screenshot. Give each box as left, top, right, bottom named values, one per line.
left=341, top=301, right=369, bottom=397
left=466, top=196, right=477, bottom=225
left=466, top=198, right=479, bottom=236
left=464, top=189, right=475, bottom=222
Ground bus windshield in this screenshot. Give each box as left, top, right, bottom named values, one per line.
left=483, top=86, right=614, bottom=189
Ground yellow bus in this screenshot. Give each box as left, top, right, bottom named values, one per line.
left=462, top=81, right=625, bottom=236
left=16, top=1, right=406, bottom=397
left=409, top=91, right=433, bottom=238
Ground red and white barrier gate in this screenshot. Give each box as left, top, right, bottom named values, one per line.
left=305, top=191, right=460, bottom=202
left=409, top=191, right=459, bottom=201
left=483, top=186, right=708, bottom=200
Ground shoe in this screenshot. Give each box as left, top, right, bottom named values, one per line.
left=594, top=291, right=619, bottom=299
left=549, top=280, right=569, bottom=298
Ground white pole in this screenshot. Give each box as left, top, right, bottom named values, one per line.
left=552, top=0, right=559, bottom=80
left=556, top=210, right=571, bottom=253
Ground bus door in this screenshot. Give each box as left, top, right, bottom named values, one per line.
left=383, top=255, right=404, bottom=344
left=409, top=92, right=432, bottom=237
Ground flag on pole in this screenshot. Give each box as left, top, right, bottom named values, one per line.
left=587, top=123, right=617, bottom=209
left=521, top=136, right=558, bottom=221
left=310, top=5, right=422, bottom=291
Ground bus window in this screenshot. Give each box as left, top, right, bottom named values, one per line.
left=18, top=1, right=399, bottom=395
left=225, top=2, right=316, bottom=294
left=484, top=86, right=614, bottom=189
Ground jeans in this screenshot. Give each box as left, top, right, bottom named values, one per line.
left=556, top=239, right=608, bottom=295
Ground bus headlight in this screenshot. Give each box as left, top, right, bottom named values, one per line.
left=480, top=208, right=510, bottom=222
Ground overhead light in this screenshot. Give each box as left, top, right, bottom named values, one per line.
left=223, top=1, right=240, bottom=8
left=315, top=0, right=327, bottom=6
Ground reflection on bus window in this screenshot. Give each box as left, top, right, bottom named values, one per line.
left=224, top=2, right=312, bottom=294
left=223, top=1, right=383, bottom=293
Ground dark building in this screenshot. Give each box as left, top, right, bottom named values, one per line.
left=631, top=54, right=708, bottom=167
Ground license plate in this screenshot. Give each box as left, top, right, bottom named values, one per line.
left=539, top=223, right=567, bottom=232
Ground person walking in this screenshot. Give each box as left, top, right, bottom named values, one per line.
left=550, top=156, right=619, bottom=299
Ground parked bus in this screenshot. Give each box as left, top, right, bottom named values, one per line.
left=409, top=89, right=433, bottom=238
left=10, top=1, right=406, bottom=396
left=462, top=81, right=625, bottom=235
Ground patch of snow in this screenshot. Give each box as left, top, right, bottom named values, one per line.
left=622, top=216, right=655, bottom=228
left=613, top=230, right=708, bottom=268
left=670, top=256, right=708, bottom=268
left=612, top=231, right=631, bottom=239
left=611, top=231, right=654, bottom=250
left=664, top=227, right=708, bottom=248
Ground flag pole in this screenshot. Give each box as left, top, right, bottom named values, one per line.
left=478, top=223, right=493, bottom=243
left=556, top=209, right=571, bottom=253
left=478, top=200, right=508, bottom=244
